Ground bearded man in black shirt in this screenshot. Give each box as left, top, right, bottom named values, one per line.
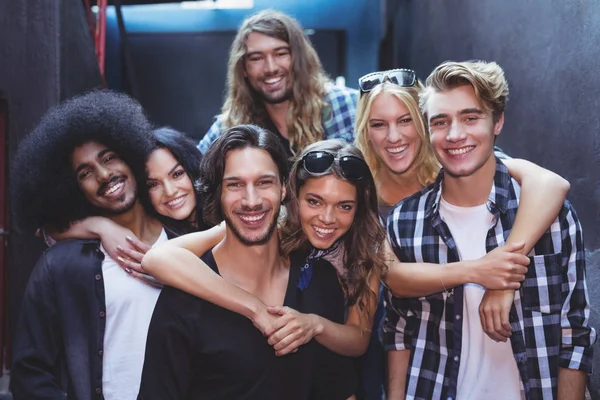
left=138, top=125, right=354, bottom=400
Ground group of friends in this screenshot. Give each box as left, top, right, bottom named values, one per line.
left=9, top=8, right=596, bottom=400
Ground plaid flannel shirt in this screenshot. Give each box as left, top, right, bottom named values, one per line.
left=197, top=83, right=358, bottom=154
left=384, top=159, right=596, bottom=400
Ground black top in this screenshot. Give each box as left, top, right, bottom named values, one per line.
left=138, top=250, right=356, bottom=400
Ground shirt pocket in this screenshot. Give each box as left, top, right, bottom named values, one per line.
left=520, top=253, right=563, bottom=314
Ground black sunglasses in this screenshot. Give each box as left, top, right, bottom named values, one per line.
left=302, top=151, right=370, bottom=182
left=358, top=68, right=416, bottom=93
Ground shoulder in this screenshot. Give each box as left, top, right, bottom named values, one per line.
left=324, top=83, right=359, bottom=107
left=43, top=238, right=102, bottom=268
left=390, top=182, right=437, bottom=217
left=198, top=115, right=226, bottom=153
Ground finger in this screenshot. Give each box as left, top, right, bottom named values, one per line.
left=479, top=306, right=487, bottom=333
left=276, top=339, right=304, bottom=356
left=500, top=304, right=512, bottom=334
left=267, top=306, right=286, bottom=315
left=492, top=310, right=510, bottom=341
left=268, top=325, right=295, bottom=347
left=511, top=254, right=531, bottom=266
left=506, top=281, right=521, bottom=290
left=126, top=236, right=151, bottom=253
left=116, top=245, right=145, bottom=263
left=272, top=330, right=301, bottom=351
left=117, top=256, right=145, bottom=274
left=264, top=315, right=291, bottom=337
left=505, top=241, right=526, bottom=252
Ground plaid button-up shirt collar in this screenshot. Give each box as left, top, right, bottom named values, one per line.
left=384, top=158, right=595, bottom=400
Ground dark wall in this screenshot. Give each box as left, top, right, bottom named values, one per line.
left=0, top=0, right=102, bottom=366
left=396, top=0, right=600, bottom=394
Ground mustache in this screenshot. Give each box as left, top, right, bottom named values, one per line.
left=236, top=204, right=268, bottom=213
left=97, top=175, right=125, bottom=196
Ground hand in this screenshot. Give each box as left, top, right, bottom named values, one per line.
left=470, top=241, right=530, bottom=289
left=479, top=289, right=515, bottom=342
left=249, top=306, right=285, bottom=336
left=114, top=236, right=158, bottom=288
left=264, top=306, right=321, bottom=356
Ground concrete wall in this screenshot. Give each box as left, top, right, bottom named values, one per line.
left=395, top=0, right=600, bottom=394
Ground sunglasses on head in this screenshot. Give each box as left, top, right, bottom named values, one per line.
left=358, top=68, right=416, bottom=93
left=301, top=151, right=370, bottom=182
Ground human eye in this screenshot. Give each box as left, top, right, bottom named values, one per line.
left=78, top=170, right=91, bottom=180
left=247, top=54, right=263, bottom=62
left=227, top=182, right=242, bottom=188
left=400, top=117, right=413, bottom=124
left=307, top=198, right=320, bottom=206
left=465, top=115, right=480, bottom=123
left=339, top=204, right=354, bottom=212
left=369, top=122, right=385, bottom=128
left=257, top=178, right=274, bottom=187
left=276, top=50, right=290, bottom=57
left=173, top=169, right=186, bottom=179
left=431, top=120, right=447, bottom=127
left=147, top=181, right=158, bottom=189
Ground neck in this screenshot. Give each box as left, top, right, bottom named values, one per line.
left=264, top=100, right=290, bottom=138
left=377, top=166, right=424, bottom=206
left=107, top=202, right=162, bottom=244
left=214, top=227, right=286, bottom=293
left=442, top=154, right=496, bottom=207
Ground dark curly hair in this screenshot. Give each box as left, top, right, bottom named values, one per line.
left=280, top=139, right=387, bottom=324
left=11, top=90, right=155, bottom=234
left=198, top=124, right=289, bottom=226
left=146, top=126, right=208, bottom=233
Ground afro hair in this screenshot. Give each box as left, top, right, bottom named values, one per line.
left=11, top=90, right=155, bottom=233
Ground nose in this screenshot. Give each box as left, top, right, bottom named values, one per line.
left=96, top=165, right=112, bottom=181
left=264, top=55, right=278, bottom=75
left=446, top=120, right=466, bottom=142
left=318, top=206, right=336, bottom=225
left=241, top=184, right=262, bottom=209
left=163, top=180, right=177, bottom=197
left=387, top=124, right=403, bottom=143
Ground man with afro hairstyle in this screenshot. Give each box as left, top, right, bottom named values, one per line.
left=10, top=90, right=166, bottom=400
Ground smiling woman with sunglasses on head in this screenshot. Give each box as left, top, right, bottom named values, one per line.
left=355, top=68, right=571, bottom=398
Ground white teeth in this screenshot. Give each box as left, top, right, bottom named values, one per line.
left=387, top=145, right=408, bottom=154
left=447, top=146, right=475, bottom=155
left=240, top=213, right=266, bottom=222
left=264, top=76, right=283, bottom=84
left=105, top=182, right=123, bottom=195
left=314, top=226, right=334, bottom=236
left=167, top=196, right=185, bottom=207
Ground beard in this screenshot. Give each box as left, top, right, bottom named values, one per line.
left=259, top=88, right=292, bottom=105
left=223, top=204, right=281, bottom=246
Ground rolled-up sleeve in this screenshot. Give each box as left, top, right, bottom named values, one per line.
left=558, top=205, right=596, bottom=372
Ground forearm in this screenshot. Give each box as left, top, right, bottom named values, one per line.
left=384, top=260, right=476, bottom=298
left=557, top=368, right=586, bottom=400
left=142, top=247, right=264, bottom=319
left=160, top=223, right=225, bottom=256
left=312, top=315, right=370, bottom=357
left=46, top=216, right=113, bottom=241
left=386, top=350, right=409, bottom=399
left=505, top=158, right=569, bottom=255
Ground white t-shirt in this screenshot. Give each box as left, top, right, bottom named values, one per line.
left=101, top=229, right=168, bottom=400
left=439, top=198, right=523, bottom=400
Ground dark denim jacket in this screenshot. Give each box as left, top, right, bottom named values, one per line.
left=11, top=239, right=109, bottom=400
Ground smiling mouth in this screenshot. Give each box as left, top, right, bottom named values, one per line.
left=313, top=226, right=335, bottom=238
left=386, top=145, right=408, bottom=156
left=263, top=76, right=284, bottom=86
left=446, top=146, right=475, bottom=156
left=100, top=178, right=125, bottom=198
left=166, top=195, right=186, bottom=209
left=238, top=211, right=268, bottom=226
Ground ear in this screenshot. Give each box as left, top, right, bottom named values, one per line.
left=280, top=182, right=287, bottom=203
left=493, top=112, right=505, bottom=137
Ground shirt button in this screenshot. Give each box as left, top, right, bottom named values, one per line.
left=98, top=349, right=103, bottom=356
left=455, top=314, right=461, bottom=320
left=453, top=356, right=459, bottom=362
left=95, top=274, right=102, bottom=281
left=95, top=387, right=102, bottom=394
left=447, top=397, right=453, bottom=400
left=99, top=311, right=106, bottom=318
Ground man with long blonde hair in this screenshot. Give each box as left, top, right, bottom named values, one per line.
left=197, top=9, right=358, bottom=156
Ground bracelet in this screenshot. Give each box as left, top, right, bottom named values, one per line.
left=440, top=263, right=448, bottom=293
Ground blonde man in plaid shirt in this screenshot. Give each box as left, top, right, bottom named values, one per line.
left=384, top=60, right=595, bottom=400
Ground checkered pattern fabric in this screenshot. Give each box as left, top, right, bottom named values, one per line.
left=197, top=83, right=358, bottom=154
left=384, top=159, right=596, bottom=400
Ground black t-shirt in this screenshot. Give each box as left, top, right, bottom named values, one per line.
left=138, top=250, right=356, bottom=400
